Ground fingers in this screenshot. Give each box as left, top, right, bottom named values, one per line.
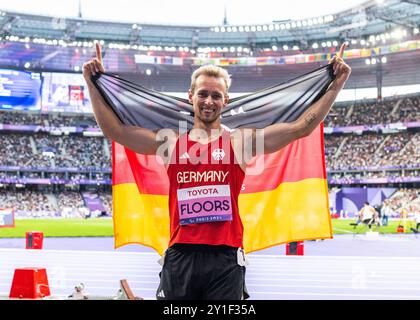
left=333, top=61, right=341, bottom=76
left=93, top=58, right=104, bottom=73
left=334, top=61, right=345, bottom=75
left=338, top=43, right=346, bottom=59
left=83, top=44, right=105, bottom=81
left=83, top=58, right=103, bottom=78
left=332, top=56, right=345, bottom=75
left=83, top=61, right=96, bottom=77
left=333, top=57, right=341, bottom=75
left=333, top=58, right=351, bottom=77
left=95, top=42, right=102, bottom=64
left=330, top=43, right=347, bottom=75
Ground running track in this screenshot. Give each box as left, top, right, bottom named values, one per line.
left=1, top=234, right=420, bottom=300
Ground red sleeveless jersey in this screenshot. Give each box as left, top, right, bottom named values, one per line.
left=167, top=130, right=245, bottom=248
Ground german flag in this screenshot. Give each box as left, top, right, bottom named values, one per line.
left=93, top=64, right=335, bottom=255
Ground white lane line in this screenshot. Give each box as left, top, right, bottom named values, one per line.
left=245, top=277, right=420, bottom=285
left=3, top=264, right=420, bottom=274
left=245, top=283, right=420, bottom=291
left=248, top=254, right=420, bottom=260
left=0, top=271, right=418, bottom=286
left=244, top=271, right=418, bottom=278
left=4, top=263, right=419, bottom=275
left=0, top=270, right=159, bottom=277
left=4, top=248, right=420, bottom=263
left=0, top=265, right=158, bottom=270
left=7, top=255, right=420, bottom=264
left=3, top=249, right=420, bottom=300
left=0, top=278, right=160, bottom=285
left=3, top=267, right=419, bottom=278
left=0, top=285, right=158, bottom=291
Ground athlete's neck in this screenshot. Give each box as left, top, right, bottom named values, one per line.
left=192, top=117, right=222, bottom=137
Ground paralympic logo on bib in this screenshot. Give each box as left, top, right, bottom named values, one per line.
left=177, top=185, right=232, bottom=225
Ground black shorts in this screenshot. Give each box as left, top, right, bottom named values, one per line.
left=362, top=218, right=373, bottom=224
left=156, top=243, right=249, bottom=300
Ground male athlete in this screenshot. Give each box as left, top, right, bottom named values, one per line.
left=83, top=43, right=351, bottom=300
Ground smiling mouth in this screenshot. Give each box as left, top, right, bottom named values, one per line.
left=201, top=107, right=216, bottom=115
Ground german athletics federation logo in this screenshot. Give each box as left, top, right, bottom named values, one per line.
left=212, top=148, right=225, bottom=161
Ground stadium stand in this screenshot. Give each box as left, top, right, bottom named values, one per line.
left=0, top=0, right=418, bottom=219
left=0, top=92, right=418, bottom=218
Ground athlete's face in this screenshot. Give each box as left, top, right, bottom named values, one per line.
left=189, top=75, right=229, bottom=125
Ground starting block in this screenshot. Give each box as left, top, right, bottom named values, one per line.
left=9, top=268, right=50, bottom=299
left=119, top=279, right=140, bottom=300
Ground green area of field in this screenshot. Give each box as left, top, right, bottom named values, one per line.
left=330, top=219, right=415, bottom=234
left=0, top=218, right=416, bottom=238
left=0, top=218, right=114, bottom=238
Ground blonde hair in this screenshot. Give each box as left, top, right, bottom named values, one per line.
left=190, top=65, right=231, bottom=93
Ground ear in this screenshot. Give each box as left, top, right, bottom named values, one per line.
left=188, top=89, right=193, bottom=104
left=224, top=93, right=229, bottom=106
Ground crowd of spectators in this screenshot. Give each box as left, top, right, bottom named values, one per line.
left=0, top=134, right=33, bottom=167
left=0, top=112, right=46, bottom=125
left=99, top=192, right=113, bottom=214
left=1, top=185, right=417, bottom=220
left=0, top=171, right=111, bottom=182
left=0, top=111, right=97, bottom=127
left=396, top=96, right=420, bottom=123
left=58, top=136, right=110, bottom=169
left=47, top=114, right=97, bottom=128
left=376, top=132, right=417, bottom=167
left=323, top=136, right=339, bottom=157
left=0, top=172, right=20, bottom=179
left=57, top=191, right=89, bottom=218
left=330, top=169, right=416, bottom=179
left=0, top=133, right=110, bottom=169
left=0, top=93, right=419, bottom=218
left=386, top=188, right=420, bottom=216
left=326, top=134, right=386, bottom=170
left=0, top=187, right=109, bottom=218
left=0, top=189, right=55, bottom=217
left=326, top=132, right=419, bottom=170
left=2, top=93, right=420, bottom=130
left=2, top=131, right=416, bottom=172
left=324, top=94, right=420, bottom=127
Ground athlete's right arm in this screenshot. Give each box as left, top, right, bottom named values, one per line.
left=358, top=208, right=364, bottom=220
left=83, top=43, right=165, bottom=155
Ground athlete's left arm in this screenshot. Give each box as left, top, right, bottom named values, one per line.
left=258, top=43, right=351, bottom=155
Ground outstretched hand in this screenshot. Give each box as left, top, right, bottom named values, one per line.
left=82, top=42, right=105, bottom=83
left=328, top=43, right=351, bottom=87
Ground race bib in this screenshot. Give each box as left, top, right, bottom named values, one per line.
left=177, top=185, right=232, bottom=225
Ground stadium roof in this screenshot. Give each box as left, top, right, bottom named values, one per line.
left=0, top=0, right=418, bottom=49
left=0, top=0, right=369, bottom=26
left=0, top=0, right=419, bottom=91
